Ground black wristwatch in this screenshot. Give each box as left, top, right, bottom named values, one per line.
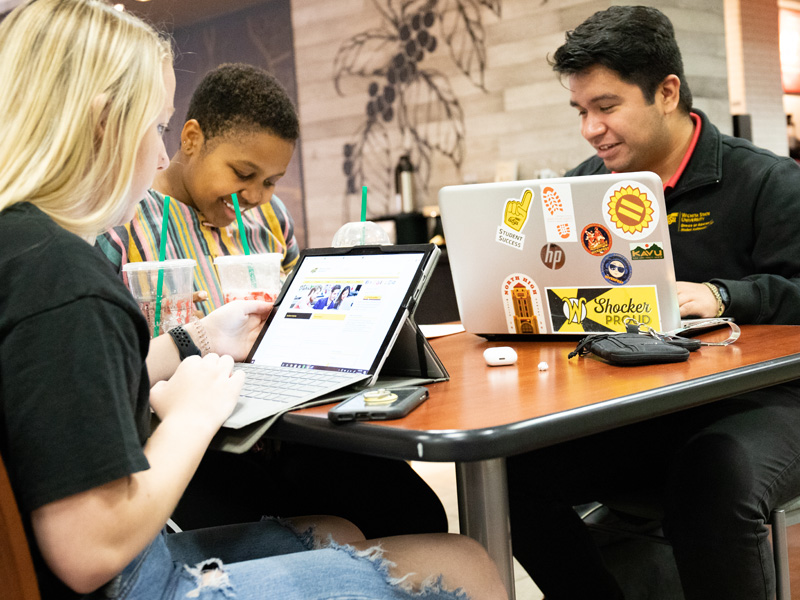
left=167, top=325, right=202, bottom=360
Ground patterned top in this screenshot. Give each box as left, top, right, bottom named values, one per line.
left=98, top=189, right=299, bottom=314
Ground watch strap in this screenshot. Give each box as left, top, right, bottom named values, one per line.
left=167, top=325, right=202, bottom=360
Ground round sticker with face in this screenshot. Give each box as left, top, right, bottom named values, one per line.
left=601, top=253, right=632, bottom=285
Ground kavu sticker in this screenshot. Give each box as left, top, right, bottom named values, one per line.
left=630, top=241, right=665, bottom=260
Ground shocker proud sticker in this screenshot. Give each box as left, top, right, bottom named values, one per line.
left=603, top=180, right=659, bottom=241
left=546, top=286, right=662, bottom=333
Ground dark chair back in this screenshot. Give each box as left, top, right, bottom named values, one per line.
left=0, top=451, right=41, bottom=600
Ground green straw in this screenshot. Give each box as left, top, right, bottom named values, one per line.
left=231, top=193, right=250, bottom=255
left=360, top=186, right=367, bottom=245
left=153, top=195, right=171, bottom=337
left=231, top=193, right=258, bottom=288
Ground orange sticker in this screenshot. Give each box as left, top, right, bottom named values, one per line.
left=502, top=273, right=546, bottom=334
left=581, top=223, right=612, bottom=256
left=540, top=183, right=577, bottom=243
left=603, top=181, right=659, bottom=241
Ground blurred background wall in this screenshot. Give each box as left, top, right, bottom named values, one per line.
left=2, top=0, right=794, bottom=250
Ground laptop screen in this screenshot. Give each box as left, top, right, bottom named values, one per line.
left=245, top=249, right=429, bottom=374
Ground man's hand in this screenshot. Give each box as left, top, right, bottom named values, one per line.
left=676, top=281, right=718, bottom=318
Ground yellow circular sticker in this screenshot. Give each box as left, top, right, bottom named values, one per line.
left=603, top=181, right=658, bottom=241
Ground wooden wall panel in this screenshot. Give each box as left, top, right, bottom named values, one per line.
left=167, top=0, right=308, bottom=246
left=291, top=0, right=731, bottom=248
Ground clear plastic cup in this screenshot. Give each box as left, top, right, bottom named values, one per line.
left=122, top=259, right=196, bottom=337
left=332, top=221, right=392, bottom=247
left=214, top=253, right=282, bottom=303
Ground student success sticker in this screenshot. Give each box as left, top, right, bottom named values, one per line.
left=497, top=188, right=533, bottom=251
left=602, top=180, right=659, bottom=241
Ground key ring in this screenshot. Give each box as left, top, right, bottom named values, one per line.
left=622, top=316, right=740, bottom=346
left=623, top=317, right=659, bottom=337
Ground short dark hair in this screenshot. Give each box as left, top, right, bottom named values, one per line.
left=186, top=62, right=300, bottom=143
left=550, top=5, right=692, bottom=113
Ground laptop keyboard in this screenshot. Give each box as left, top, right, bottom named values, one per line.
left=234, top=364, right=360, bottom=405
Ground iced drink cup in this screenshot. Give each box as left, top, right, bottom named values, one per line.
left=122, top=259, right=196, bottom=337
left=214, top=253, right=282, bottom=303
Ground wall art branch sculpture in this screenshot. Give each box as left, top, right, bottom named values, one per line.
left=334, top=0, right=501, bottom=217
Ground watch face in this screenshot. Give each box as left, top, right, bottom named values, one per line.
left=717, top=284, right=730, bottom=305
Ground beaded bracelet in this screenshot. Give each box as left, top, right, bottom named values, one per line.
left=190, top=320, right=212, bottom=356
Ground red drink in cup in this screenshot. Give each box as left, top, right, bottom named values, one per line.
left=223, top=289, right=277, bottom=303
left=135, top=296, right=194, bottom=333
left=122, top=259, right=196, bottom=337
left=214, top=253, right=282, bottom=305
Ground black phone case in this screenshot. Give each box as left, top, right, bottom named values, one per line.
left=328, top=387, right=429, bottom=422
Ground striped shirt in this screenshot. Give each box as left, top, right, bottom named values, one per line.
left=98, top=189, right=299, bottom=314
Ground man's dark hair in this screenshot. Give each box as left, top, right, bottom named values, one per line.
left=187, top=62, right=300, bottom=143
left=550, top=5, right=692, bottom=113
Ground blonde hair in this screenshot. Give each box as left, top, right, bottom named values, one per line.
left=0, top=0, right=172, bottom=237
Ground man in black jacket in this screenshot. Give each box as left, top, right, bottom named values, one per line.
left=507, top=6, right=800, bottom=599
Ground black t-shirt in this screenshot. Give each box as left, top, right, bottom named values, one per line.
left=0, top=203, right=152, bottom=599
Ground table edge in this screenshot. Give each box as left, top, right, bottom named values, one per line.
left=270, top=354, right=800, bottom=462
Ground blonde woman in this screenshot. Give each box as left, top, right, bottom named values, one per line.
left=0, top=2, right=507, bottom=600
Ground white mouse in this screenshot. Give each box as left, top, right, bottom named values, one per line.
left=483, top=346, right=518, bottom=367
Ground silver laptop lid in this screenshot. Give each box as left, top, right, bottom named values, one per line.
left=439, top=172, right=680, bottom=336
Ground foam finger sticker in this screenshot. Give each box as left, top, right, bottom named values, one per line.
left=497, top=188, right=533, bottom=250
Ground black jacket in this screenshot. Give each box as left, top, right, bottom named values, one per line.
left=567, top=109, right=800, bottom=325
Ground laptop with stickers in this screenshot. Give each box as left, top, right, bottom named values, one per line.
left=438, top=171, right=681, bottom=337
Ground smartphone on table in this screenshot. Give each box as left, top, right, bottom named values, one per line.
left=328, top=386, right=429, bottom=423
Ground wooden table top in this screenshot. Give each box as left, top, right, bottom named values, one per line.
left=269, top=325, right=800, bottom=461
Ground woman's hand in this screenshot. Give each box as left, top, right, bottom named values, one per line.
left=36, top=356, right=245, bottom=595
left=149, top=353, right=243, bottom=430
left=192, top=300, right=273, bottom=361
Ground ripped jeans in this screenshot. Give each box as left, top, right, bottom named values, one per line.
left=89, top=518, right=468, bottom=600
